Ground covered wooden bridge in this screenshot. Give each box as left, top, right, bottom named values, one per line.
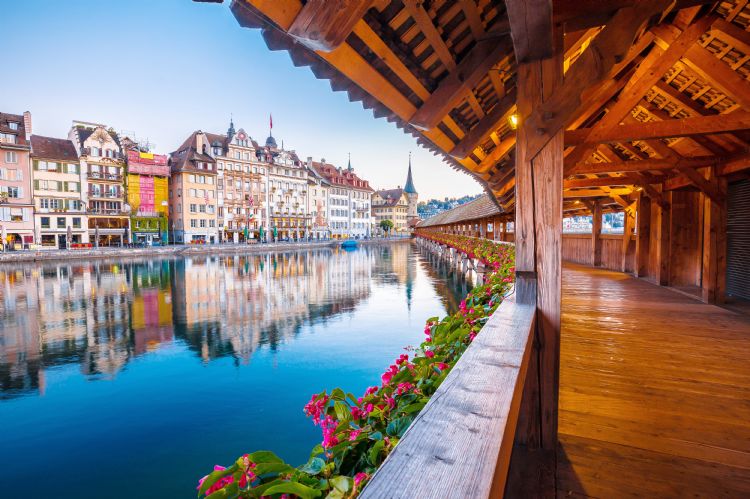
left=199, top=0, right=750, bottom=496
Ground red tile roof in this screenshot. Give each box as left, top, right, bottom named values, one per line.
left=30, top=135, right=78, bottom=162
left=310, top=161, right=373, bottom=192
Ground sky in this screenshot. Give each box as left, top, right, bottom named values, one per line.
left=2, top=0, right=483, bottom=200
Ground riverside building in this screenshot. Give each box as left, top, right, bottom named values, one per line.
left=123, top=142, right=169, bottom=246
left=310, top=157, right=373, bottom=239
left=0, top=111, right=34, bottom=248
left=371, top=156, right=419, bottom=233
left=68, top=121, right=129, bottom=247
left=30, top=135, right=87, bottom=247
left=168, top=132, right=219, bottom=244
left=208, top=120, right=264, bottom=243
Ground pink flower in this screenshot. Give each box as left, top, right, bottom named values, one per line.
left=198, top=465, right=235, bottom=495
left=350, top=405, right=363, bottom=420
left=424, top=350, right=435, bottom=358
left=349, top=429, right=362, bottom=441
left=436, top=362, right=449, bottom=371
left=364, top=386, right=379, bottom=396
left=321, top=415, right=339, bottom=449
left=469, top=308, right=475, bottom=314
left=303, top=393, right=329, bottom=426
left=396, top=353, right=409, bottom=365
left=354, top=472, right=369, bottom=487
left=469, top=332, right=477, bottom=342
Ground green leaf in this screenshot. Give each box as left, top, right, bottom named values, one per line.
left=330, top=388, right=346, bottom=401
left=309, top=444, right=324, bottom=458
left=246, top=450, right=284, bottom=464
left=368, top=431, right=383, bottom=441
left=386, top=416, right=413, bottom=438
left=325, top=489, right=345, bottom=499
left=252, top=462, right=294, bottom=476
left=247, top=478, right=284, bottom=498
left=400, top=401, right=427, bottom=414
left=346, top=393, right=359, bottom=406
left=333, top=401, right=351, bottom=422
left=330, top=476, right=351, bottom=493
left=264, top=481, right=321, bottom=499
left=368, top=440, right=385, bottom=466
left=299, top=457, right=326, bottom=475
left=198, top=464, right=238, bottom=496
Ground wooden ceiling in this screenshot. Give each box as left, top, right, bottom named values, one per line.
left=215, top=0, right=750, bottom=216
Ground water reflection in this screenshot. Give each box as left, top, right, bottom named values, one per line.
left=0, top=242, right=453, bottom=399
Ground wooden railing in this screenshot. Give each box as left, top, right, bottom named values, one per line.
left=562, top=233, right=635, bottom=273
left=361, top=239, right=536, bottom=498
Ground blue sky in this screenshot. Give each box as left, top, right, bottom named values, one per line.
left=2, top=0, right=482, bottom=199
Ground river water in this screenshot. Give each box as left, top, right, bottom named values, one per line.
left=0, top=241, right=471, bottom=498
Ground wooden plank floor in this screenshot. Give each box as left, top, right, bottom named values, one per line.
left=558, top=263, right=750, bottom=498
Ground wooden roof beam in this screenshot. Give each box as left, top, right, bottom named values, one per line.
left=564, top=175, right=632, bottom=188
left=450, top=90, right=517, bottom=158
left=505, top=0, right=553, bottom=62
left=288, top=0, right=375, bottom=52
left=563, top=187, right=633, bottom=198
left=522, top=1, right=673, bottom=163
left=682, top=43, right=750, bottom=110
left=563, top=14, right=716, bottom=171
left=676, top=166, right=724, bottom=203
left=409, top=37, right=513, bottom=130
left=569, top=155, right=719, bottom=174
left=565, top=111, right=750, bottom=144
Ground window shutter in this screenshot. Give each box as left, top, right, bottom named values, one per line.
left=34, top=180, right=39, bottom=190
left=18, top=187, right=23, bottom=198
left=33, top=161, right=38, bottom=171
left=23, top=208, right=30, bottom=222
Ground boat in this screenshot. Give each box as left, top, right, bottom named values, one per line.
left=340, top=240, right=358, bottom=249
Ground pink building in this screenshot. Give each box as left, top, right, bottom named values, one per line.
left=0, top=111, right=34, bottom=248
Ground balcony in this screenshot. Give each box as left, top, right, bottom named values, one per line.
left=87, top=172, right=122, bottom=182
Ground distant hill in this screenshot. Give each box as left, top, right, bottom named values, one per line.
left=417, top=194, right=482, bottom=219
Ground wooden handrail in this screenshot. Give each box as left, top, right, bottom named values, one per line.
left=360, top=289, right=536, bottom=498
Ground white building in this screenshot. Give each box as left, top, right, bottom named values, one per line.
left=309, top=157, right=373, bottom=239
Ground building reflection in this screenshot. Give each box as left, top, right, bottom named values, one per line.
left=0, top=245, right=424, bottom=398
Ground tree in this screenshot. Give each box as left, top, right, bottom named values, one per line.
left=379, top=219, right=394, bottom=235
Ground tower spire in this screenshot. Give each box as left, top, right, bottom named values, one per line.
left=347, top=152, right=353, bottom=171
left=404, top=152, right=417, bottom=194
left=227, top=113, right=236, bottom=141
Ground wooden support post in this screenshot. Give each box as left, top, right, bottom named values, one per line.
left=502, top=220, right=508, bottom=242
left=592, top=200, right=603, bottom=267
left=636, top=191, right=651, bottom=278
left=701, top=169, right=727, bottom=303
left=505, top=32, right=563, bottom=498
left=654, top=192, right=671, bottom=286
left=622, top=203, right=636, bottom=273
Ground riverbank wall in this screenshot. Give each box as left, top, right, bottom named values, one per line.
left=0, top=237, right=412, bottom=264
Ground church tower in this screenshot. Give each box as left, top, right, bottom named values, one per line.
left=404, top=153, right=418, bottom=222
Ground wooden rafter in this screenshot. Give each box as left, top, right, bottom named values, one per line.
left=569, top=155, right=719, bottom=174
left=505, top=0, right=553, bottom=62
left=564, top=14, right=716, bottom=170
left=565, top=111, right=750, bottom=144
left=288, top=0, right=374, bottom=52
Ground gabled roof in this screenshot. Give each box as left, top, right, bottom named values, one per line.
left=419, top=194, right=500, bottom=227
left=310, top=160, right=374, bottom=192
left=374, top=188, right=405, bottom=207
left=30, top=135, right=78, bottom=162
left=170, top=131, right=216, bottom=172
left=0, top=112, right=29, bottom=147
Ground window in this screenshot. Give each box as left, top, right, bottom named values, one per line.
left=190, top=219, right=197, bottom=228
left=57, top=217, right=66, bottom=228
left=189, top=204, right=197, bottom=213
left=8, top=122, right=18, bottom=130
left=189, top=174, right=195, bottom=183
left=5, top=186, right=20, bottom=198
left=0, top=133, right=16, bottom=143
left=90, top=147, right=100, bottom=156
left=209, top=219, right=216, bottom=228
left=199, top=219, right=206, bottom=228
left=4, top=151, right=17, bottom=163
left=41, top=217, right=50, bottom=228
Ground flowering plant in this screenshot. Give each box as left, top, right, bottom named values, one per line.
left=196, top=233, right=514, bottom=498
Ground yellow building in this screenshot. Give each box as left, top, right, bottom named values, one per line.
left=372, top=188, right=410, bottom=232
left=124, top=147, right=170, bottom=245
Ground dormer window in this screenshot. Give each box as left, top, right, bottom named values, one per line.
left=213, top=147, right=222, bottom=156
left=8, top=122, right=18, bottom=131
